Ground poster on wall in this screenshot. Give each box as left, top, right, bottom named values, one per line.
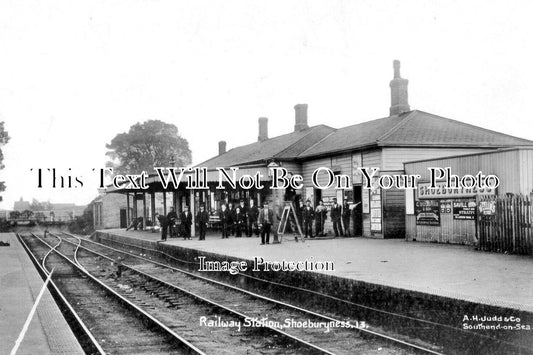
left=351, top=153, right=363, bottom=184
left=415, top=200, right=441, bottom=226
left=322, top=196, right=335, bottom=208
left=305, top=187, right=314, bottom=205
left=362, top=188, right=370, bottom=213
left=370, top=187, right=382, bottom=232
left=478, top=200, right=496, bottom=216
left=453, top=199, right=477, bottom=220
left=336, top=189, right=344, bottom=203
left=440, top=200, right=452, bottom=214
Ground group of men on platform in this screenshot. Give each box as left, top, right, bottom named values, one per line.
left=299, top=198, right=361, bottom=239
left=154, top=197, right=362, bottom=244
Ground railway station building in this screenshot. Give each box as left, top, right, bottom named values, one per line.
left=99, top=61, right=533, bottom=240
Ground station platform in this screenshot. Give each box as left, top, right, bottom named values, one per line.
left=0, top=233, right=84, bottom=355
left=98, top=228, right=533, bottom=313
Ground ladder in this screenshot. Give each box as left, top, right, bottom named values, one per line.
left=276, top=201, right=304, bottom=243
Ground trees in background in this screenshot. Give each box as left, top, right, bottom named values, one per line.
left=0, top=122, right=10, bottom=202
left=106, top=120, right=192, bottom=175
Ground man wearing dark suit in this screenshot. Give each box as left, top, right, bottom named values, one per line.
left=315, top=200, right=327, bottom=236
left=166, top=207, right=178, bottom=238
left=331, top=198, right=343, bottom=237
left=342, top=201, right=352, bottom=237
left=196, top=204, right=209, bottom=241
left=227, top=202, right=235, bottom=236
left=234, top=207, right=246, bottom=237
left=258, top=201, right=274, bottom=245
left=302, top=200, right=315, bottom=238
left=180, top=206, right=192, bottom=240
left=156, top=213, right=168, bottom=241
left=219, top=204, right=230, bottom=239
left=247, top=199, right=259, bottom=237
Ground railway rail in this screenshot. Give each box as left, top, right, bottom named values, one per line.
left=30, top=232, right=365, bottom=354
left=18, top=233, right=203, bottom=355
left=53, top=231, right=443, bottom=354
left=83, top=231, right=533, bottom=355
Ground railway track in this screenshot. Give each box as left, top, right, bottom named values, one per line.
left=49, top=231, right=445, bottom=355
left=82, top=232, right=533, bottom=355
left=31, top=232, right=364, bottom=354
left=18, top=233, right=203, bottom=355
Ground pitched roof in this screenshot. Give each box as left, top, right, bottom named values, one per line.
left=196, top=125, right=335, bottom=168
left=297, top=110, right=533, bottom=158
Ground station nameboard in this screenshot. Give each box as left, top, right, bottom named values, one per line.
left=417, top=181, right=496, bottom=200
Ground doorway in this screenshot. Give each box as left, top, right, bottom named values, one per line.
left=119, top=208, right=127, bottom=228
left=353, top=186, right=363, bottom=236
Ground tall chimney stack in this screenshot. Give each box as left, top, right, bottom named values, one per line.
left=294, top=104, right=309, bottom=131
left=389, top=60, right=410, bottom=116
left=218, top=140, right=226, bottom=155
left=258, top=117, right=268, bottom=141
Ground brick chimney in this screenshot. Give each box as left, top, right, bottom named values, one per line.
left=294, top=104, right=309, bottom=131
left=258, top=117, right=268, bottom=141
left=389, top=60, right=410, bottom=116
left=218, top=140, right=226, bottom=155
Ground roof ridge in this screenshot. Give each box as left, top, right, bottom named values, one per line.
left=296, top=115, right=404, bottom=158
left=375, top=110, right=417, bottom=143
left=273, top=125, right=335, bottom=159
left=297, top=129, right=338, bottom=158
left=410, top=110, right=533, bottom=144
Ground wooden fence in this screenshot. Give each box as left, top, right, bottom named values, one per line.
left=478, top=195, right=533, bottom=255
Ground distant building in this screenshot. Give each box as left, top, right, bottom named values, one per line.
left=93, top=193, right=130, bottom=229
left=12, top=197, right=85, bottom=221
left=13, top=197, right=30, bottom=211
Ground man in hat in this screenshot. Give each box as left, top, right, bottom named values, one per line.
left=302, top=200, right=315, bottom=238
left=342, top=200, right=351, bottom=237
left=219, top=204, right=230, bottom=239
left=247, top=199, right=259, bottom=237
left=315, top=200, right=327, bottom=236
left=330, top=197, right=343, bottom=237
left=166, top=207, right=178, bottom=238
left=180, top=205, right=192, bottom=240
left=196, top=204, right=210, bottom=241
left=258, top=201, right=274, bottom=245
left=156, top=212, right=168, bottom=241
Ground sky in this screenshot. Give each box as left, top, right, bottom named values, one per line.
left=0, top=0, right=533, bottom=209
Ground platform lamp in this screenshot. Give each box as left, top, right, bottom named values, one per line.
left=267, top=160, right=280, bottom=177
left=169, top=155, right=176, bottom=212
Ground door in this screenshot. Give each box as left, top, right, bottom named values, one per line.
left=119, top=208, right=127, bottom=228
left=353, top=186, right=363, bottom=236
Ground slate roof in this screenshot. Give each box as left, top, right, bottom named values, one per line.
left=197, top=110, right=533, bottom=167
left=196, top=125, right=335, bottom=168
left=297, top=110, right=533, bottom=158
